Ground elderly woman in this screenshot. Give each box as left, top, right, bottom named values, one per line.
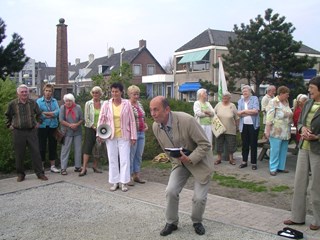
left=265, top=86, right=293, bottom=176
left=127, top=85, right=148, bottom=186
left=79, top=86, right=104, bottom=177
left=193, top=88, right=215, bottom=144
left=284, top=76, right=320, bottom=230
left=97, top=83, right=137, bottom=192
left=293, top=94, right=309, bottom=148
left=237, top=85, right=260, bottom=170
left=59, top=93, right=84, bottom=175
left=214, top=91, right=239, bottom=165
left=36, top=83, right=60, bottom=173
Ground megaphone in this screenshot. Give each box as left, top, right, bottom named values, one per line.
left=97, top=124, right=112, bottom=139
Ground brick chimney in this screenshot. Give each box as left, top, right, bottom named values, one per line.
left=139, top=39, right=146, bottom=48
left=55, top=18, right=72, bottom=101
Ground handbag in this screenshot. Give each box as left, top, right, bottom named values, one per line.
left=53, top=128, right=66, bottom=144
left=211, top=114, right=226, bottom=138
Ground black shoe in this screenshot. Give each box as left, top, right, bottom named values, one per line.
left=252, top=165, right=257, bottom=170
left=239, top=163, right=248, bottom=168
left=74, top=167, right=82, bottom=172
left=193, top=222, right=205, bottom=235
left=160, top=223, right=178, bottom=236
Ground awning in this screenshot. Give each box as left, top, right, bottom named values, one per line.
left=178, top=49, right=209, bottom=64
left=178, top=82, right=201, bottom=93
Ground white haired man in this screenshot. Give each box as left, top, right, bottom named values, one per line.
left=5, top=84, right=48, bottom=182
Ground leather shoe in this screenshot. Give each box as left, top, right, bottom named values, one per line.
left=160, top=223, right=178, bottom=236
left=133, top=177, right=146, bottom=184
left=270, top=171, right=277, bottom=176
left=193, top=222, right=205, bottom=235
left=37, top=175, right=48, bottom=181
left=17, top=175, right=25, bottom=182
left=283, top=219, right=305, bottom=225
left=310, top=224, right=320, bottom=230
left=74, top=167, right=82, bottom=172
left=239, top=163, right=247, bottom=168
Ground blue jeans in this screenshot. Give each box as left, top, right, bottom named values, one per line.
left=269, top=137, right=289, bottom=172
left=130, top=132, right=145, bottom=174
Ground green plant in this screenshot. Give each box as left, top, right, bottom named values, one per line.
left=212, top=173, right=267, bottom=192
left=0, top=79, right=17, bottom=172
left=270, top=185, right=290, bottom=192
left=141, top=160, right=172, bottom=170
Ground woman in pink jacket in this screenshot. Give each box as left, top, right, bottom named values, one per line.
left=97, top=83, right=137, bottom=192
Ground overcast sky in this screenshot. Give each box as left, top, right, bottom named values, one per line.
left=1, top=0, right=319, bottom=67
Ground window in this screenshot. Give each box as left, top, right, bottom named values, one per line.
left=153, top=83, right=162, bottom=96
left=166, top=85, right=172, bottom=98
left=147, top=64, right=155, bottom=75
left=188, top=92, right=196, bottom=102
left=133, top=64, right=142, bottom=76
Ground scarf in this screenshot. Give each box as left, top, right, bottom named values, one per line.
left=65, top=103, right=76, bottom=120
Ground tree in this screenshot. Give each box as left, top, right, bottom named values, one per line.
left=199, top=79, right=217, bottom=97
left=108, top=62, right=133, bottom=97
left=0, top=18, right=29, bottom=80
left=91, top=74, right=108, bottom=99
left=223, top=8, right=317, bottom=98
left=163, top=56, right=174, bottom=74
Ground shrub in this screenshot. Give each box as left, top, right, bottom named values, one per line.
left=0, top=80, right=19, bottom=172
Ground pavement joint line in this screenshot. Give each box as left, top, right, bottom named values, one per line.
left=0, top=179, right=65, bottom=196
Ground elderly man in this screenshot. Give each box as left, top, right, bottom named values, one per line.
left=150, top=96, right=214, bottom=236
left=5, top=84, right=48, bottom=182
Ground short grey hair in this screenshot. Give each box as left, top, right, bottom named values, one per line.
left=17, top=84, right=29, bottom=94
left=222, top=91, right=231, bottom=97
left=266, top=85, right=276, bottom=92
left=241, top=85, right=252, bottom=95
left=196, top=88, right=207, bottom=99
left=63, top=93, right=75, bottom=102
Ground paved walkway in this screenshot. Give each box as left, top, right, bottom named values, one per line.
left=0, top=153, right=319, bottom=240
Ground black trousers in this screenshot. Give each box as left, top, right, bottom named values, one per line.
left=13, top=128, right=43, bottom=176
left=241, top=124, right=260, bottom=164
left=38, top=127, right=58, bottom=162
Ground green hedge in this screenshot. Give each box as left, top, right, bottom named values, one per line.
left=1, top=89, right=262, bottom=172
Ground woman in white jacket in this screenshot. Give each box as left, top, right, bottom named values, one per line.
left=193, top=88, right=215, bottom=145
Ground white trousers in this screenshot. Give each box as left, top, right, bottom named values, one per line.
left=201, top=125, right=213, bottom=144
left=106, top=138, right=131, bottom=184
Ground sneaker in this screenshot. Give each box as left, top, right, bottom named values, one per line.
left=121, top=184, right=128, bottom=192
left=50, top=166, right=60, bottom=173
left=110, top=183, right=119, bottom=191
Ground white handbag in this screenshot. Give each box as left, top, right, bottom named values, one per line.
left=211, top=112, right=226, bottom=138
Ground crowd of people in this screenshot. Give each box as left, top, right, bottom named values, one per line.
left=4, top=76, right=320, bottom=236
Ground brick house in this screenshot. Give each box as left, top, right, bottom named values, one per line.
left=68, top=39, right=166, bottom=95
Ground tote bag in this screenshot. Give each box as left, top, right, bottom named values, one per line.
left=211, top=115, right=226, bottom=138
